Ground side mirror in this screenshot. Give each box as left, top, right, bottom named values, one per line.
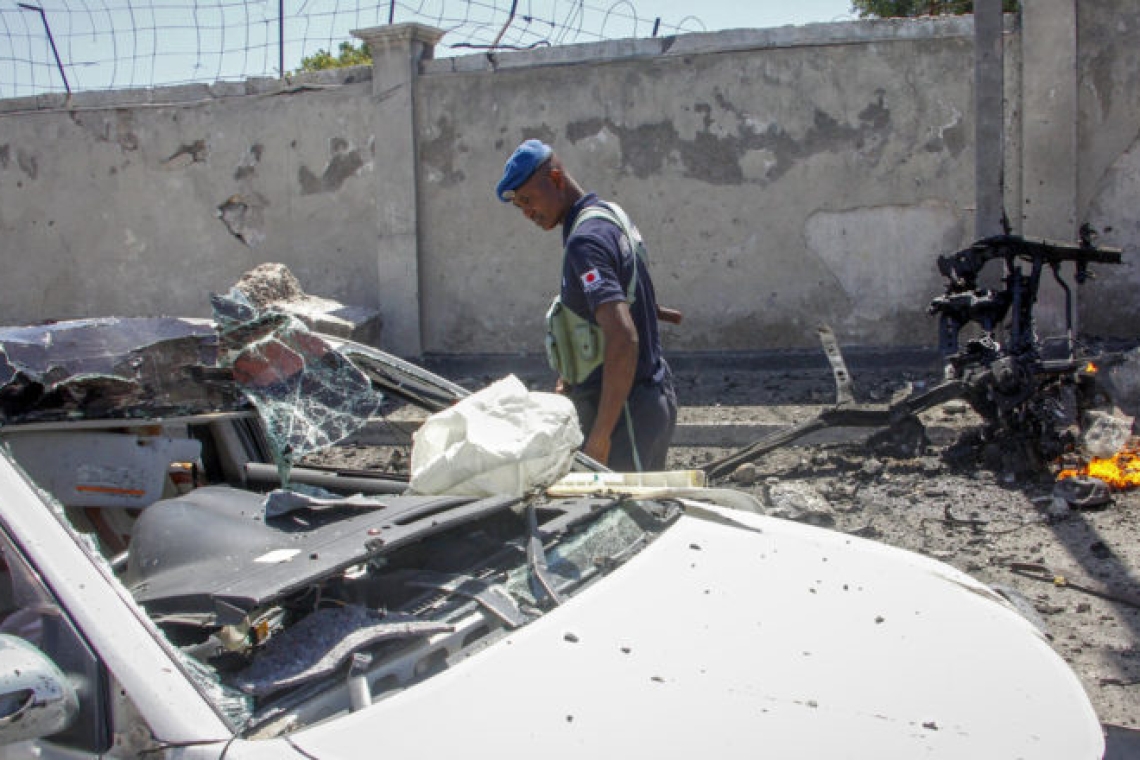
left=0, top=633, right=78, bottom=745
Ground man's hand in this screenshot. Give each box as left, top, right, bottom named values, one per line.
left=582, top=432, right=612, bottom=466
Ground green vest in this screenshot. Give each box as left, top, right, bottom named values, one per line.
left=545, top=202, right=646, bottom=385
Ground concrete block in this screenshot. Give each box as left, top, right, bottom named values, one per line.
left=209, top=81, right=248, bottom=99
left=0, top=96, right=41, bottom=113
left=232, top=262, right=384, bottom=348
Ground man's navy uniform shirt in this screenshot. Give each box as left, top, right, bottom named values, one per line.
left=559, top=193, right=667, bottom=389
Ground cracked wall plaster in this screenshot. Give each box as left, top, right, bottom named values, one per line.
left=299, top=137, right=364, bottom=195
left=217, top=193, right=268, bottom=247
left=804, top=201, right=963, bottom=324
left=163, top=140, right=209, bottom=170
left=234, top=144, right=264, bottom=181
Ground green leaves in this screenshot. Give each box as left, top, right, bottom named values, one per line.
left=295, top=41, right=371, bottom=74
left=850, top=0, right=1018, bottom=19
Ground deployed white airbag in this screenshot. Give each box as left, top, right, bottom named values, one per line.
left=408, top=375, right=583, bottom=497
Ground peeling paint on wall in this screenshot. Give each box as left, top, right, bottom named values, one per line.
left=217, top=193, right=268, bottom=247
left=16, top=149, right=37, bottom=180
left=923, top=106, right=967, bottom=155
left=68, top=109, right=139, bottom=152
left=163, top=140, right=209, bottom=170
left=234, top=144, right=264, bottom=181
left=804, top=201, right=963, bottom=326
left=299, top=137, right=364, bottom=194
left=565, top=89, right=893, bottom=185
left=5, top=14, right=1137, bottom=354
left=421, top=117, right=466, bottom=186
left=566, top=118, right=605, bottom=143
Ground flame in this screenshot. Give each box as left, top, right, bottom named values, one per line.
left=1058, top=446, right=1140, bottom=489
left=1084, top=361, right=1098, bottom=374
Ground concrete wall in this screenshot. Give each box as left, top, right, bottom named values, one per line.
left=0, top=74, right=391, bottom=331
left=417, top=19, right=980, bottom=356
left=1077, top=0, right=1140, bottom=336
left=1, top=1, right=1136, bottom=360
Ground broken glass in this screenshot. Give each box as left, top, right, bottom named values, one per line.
left=507, top=505, right=652, bottom=607
left=210, top=289, right=382, bottom=478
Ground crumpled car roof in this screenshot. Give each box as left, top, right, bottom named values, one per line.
left=0, top=316, right=244, bottom=424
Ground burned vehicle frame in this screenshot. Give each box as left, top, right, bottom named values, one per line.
left=704, top=231, right=1126, bottom=480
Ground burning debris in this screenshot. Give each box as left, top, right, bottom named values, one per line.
left=1050, top=367, right=1140, bottom=506
left=1058, top=447, right=1140, bottom=490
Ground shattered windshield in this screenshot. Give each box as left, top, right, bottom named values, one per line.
left=506, top=504, right=660, bottom=607
left=113, top=487, right=678, bottom=735
left=211, top=288, right=382, bottom=477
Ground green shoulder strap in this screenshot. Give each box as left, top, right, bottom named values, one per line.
left=544, top=202, right=649, bottom=386
left=568, top=201, right=646, bottom=303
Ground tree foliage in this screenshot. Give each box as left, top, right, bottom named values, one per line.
left=295, top=41, right=372, bottom=73
left=851, top=0, right=1018, bottom=17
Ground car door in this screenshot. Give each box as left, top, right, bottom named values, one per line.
left=0, top=528, right=111, bottom=757
left=0, top=451, right=242, bottom=759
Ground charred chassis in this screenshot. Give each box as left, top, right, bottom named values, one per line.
left=704, top=230, right=1125, bottom=480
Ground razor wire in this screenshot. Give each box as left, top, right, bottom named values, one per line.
left=0, top=0, right=710, bottom=99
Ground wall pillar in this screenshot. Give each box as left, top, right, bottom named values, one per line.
left=1019, top=0, right=1078, bottom=336
left=352, top=23, right=444, bottom=358
left=974, top=0, right=1005, bottom=240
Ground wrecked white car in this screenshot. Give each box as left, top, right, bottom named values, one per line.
left=0, top=301, right=1106, bottom=758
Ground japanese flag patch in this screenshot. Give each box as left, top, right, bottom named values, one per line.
left=580, top=267, right=603, bottom=292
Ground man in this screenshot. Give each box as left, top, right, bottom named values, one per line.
left=496, top=139, right=680, bottom=471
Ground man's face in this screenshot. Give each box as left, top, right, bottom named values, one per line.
left=510, top=162, right=563, bottom=231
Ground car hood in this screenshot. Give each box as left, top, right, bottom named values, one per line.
left=288, top=503, right=1103, bottom=760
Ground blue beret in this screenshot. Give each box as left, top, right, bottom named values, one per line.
left=496, top=139, right=553, bottom=202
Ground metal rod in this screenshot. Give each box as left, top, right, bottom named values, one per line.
left=1050, top=264, right=1075, bottom=340
left=17, top=3, right=70, bottom=95
left=389, top=0, right=396, bottom=25
left=490, top=0, right=519, bottom=51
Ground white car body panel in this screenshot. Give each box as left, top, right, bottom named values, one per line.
left=289, top=504, right=1103, bottom=760
left=0, top=448, right=1104, bottom=759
